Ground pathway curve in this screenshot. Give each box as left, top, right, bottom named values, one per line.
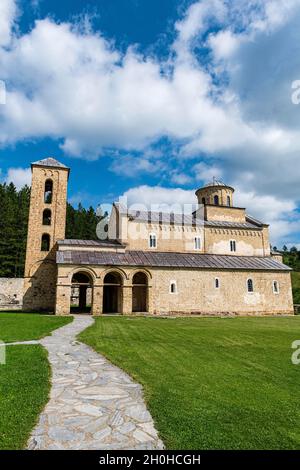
left=27, top=316, right=164, bottom=450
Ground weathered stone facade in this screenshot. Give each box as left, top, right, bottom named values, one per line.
left=23, top=158, right=69, bottom=311
left=54, top=264, right=293, bottom=316
left=22, top=160, right=294, bottom=316
left=0, top=278, right=24, bottom=311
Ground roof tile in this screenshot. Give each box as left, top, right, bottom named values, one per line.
left=56, top=250, right=290, bottom=271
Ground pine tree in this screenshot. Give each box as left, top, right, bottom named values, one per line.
left=0, top=183, right=104, bottom=277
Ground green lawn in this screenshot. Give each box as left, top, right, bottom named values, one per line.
left=0, top=313, right=72, bottom=342
left=292, top=272, right=300, bottom=304
left=0, top=313, right=72, bottom=449
left=0, top=345, right=50, bottom=449
left=79, top=316, right=300, bottom=450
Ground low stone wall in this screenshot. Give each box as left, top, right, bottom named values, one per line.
left=0, top=278, right=24, bottom=311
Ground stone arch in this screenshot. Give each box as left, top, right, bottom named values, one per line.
left=129, top=268, right=152, bottom=283
left=103, top=270, right=123, bottom=314
left=67, top=266, right=98, bottom=285
left=71, top=270, right=94, bottom=314
left=101, top=267, right=128, bottom=283
left=132, top=271, right=149, bottom=313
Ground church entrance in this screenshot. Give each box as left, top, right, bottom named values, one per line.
left=70, top=272, right=93, bottom=314
left=103, top=272, right=122, bottom=314
left=132, top=272, right=148, bottom=313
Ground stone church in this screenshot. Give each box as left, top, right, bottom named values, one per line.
left=22, top=157, right=293, bottom=316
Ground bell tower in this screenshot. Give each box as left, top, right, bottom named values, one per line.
left=23, top=158, right=69, bottom=311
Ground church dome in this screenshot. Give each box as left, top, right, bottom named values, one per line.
left=195, top=179, right=235, bottom=207
left=204, top=179, right=227, bottom=188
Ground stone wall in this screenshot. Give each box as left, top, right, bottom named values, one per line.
left=55, top=264, right=294, bottom=316
left=150, top=268, right=293, bottom=316
left=0, top=278, right=24, bottom=311
left=23, top=164, right=68, bottom=311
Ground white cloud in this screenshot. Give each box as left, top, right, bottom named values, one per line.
left=110, top=154, right=165, bottom=177
left=4, top=167, right=31, bottom=189
left=122, top=185, right=196, bottom=212
left=193, top=162, right=223, bottom=182
left=234, top=188, right=300, bottom=245
left=0, top=0, right=17, bottom=47
left=170, top=171, right=193, bottom=185
left=208, top=30, right=240, bottom=60
left=0, top=0, right=300, bottom=244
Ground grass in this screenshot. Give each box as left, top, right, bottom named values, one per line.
left=0, top=345, right=50, bottom=449
left=79, top=316, right=300, bottom=450
left=292, top=272, right=300, bottom=304
left=0, top=313, right=72, bottom=449
left=0, top=313, right=72, bottom=342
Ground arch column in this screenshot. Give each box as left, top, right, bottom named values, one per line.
left=91, top=284, right=103, bottom=316
left=148, top=285, right=154, bottom=314
left=122, top=279, right=132, bottom=315
left=55, top=283, right=71, bottom=316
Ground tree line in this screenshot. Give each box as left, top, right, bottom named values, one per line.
left=0, top=182, right=101, bottom=277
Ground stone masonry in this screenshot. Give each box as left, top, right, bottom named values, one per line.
left=23, top=159, right=69, bottom=311
left=0, top=278, right=24, bottom=311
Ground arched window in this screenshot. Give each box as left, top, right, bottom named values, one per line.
left=41, top=234, right=50, bottom=252
left=227, top=195, right=231, bottom=207
left=214, top=195, right=219, bottom=205
left=202, top=197, right=206, bottom=205
left=230, top=240, right=237, bottom=252
left=215, top=278, right=220, bottom=289
left=170, top=281, right=177, bottom=294
left=247, top=278, right=254, bottom=293
left=194, top=237, right=201, bottom=250
left=273, top=280, right=279, bottom=294
left=149, top=233, right=157, bottom=249
left=42, top=209, right=52, bottom=225
left=44, top=179, right=53, bottom=204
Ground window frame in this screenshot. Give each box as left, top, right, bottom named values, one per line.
left=42, top=208, right=52, bottom=226
left=247, top=278, right=254, bottom=293
left=169, top=280, right=178, bottom=294
left=149, top=232, right=157, bottom=249
left=194, top=236, right=201, bottom=251
left=273, top=280, right=280, bottom=294
left=214, top=195, right=219, bottom=205
left=44, top=179, right=53, bottom=204
left=230, top=239, right=237, bottom=252
left=41, top=233, right=50, bottom=252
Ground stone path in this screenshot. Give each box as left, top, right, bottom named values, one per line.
left=27, top=316, right=164, bottom=450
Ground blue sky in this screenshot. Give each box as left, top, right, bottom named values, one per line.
left=1, top=0, right=300, bottom=247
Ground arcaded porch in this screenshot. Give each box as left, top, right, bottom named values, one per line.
left=55, top=266, right=153, bottom=316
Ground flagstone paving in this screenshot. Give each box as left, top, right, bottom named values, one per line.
left=27, top=315, right=164, bottom=450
